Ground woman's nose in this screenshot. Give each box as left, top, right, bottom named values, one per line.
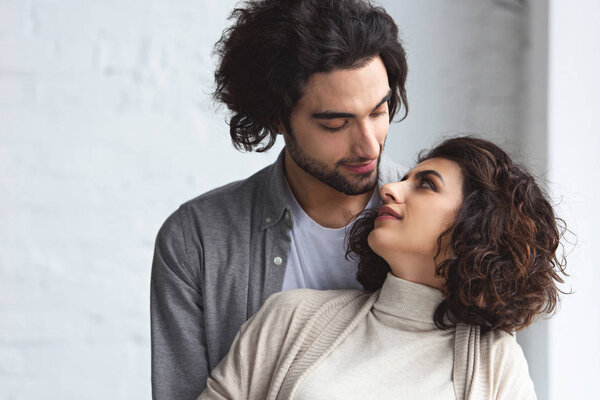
left=379, top=182, right=405, bottom=204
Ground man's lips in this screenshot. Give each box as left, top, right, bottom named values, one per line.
left=376, top=205, right=402, bottom=220
left=340, top=159, right=377, bottom=174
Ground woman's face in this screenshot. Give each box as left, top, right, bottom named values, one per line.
left=367, top=157, right=463, bottom=287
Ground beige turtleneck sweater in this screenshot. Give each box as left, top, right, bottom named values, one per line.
left=199, top=274, right=536, bottom=400
left=294, top=273, right=455, bottom=399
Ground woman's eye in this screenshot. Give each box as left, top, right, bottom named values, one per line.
left=419, top=178, right=436, bottom=190
left=371, top=110, right=387, bottom=118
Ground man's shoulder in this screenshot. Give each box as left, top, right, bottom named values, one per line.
left=155, top=161, right=277, bottom=243
left=184, top=162, right=275, bottom=208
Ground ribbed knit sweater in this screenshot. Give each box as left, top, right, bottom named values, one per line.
left=295, top=274, right=455, bottom=399
left=198, top=274, right=536, bottom=400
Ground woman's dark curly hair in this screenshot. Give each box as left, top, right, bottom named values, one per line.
left=213, top=0, right=408, bottom=152
left=347, top=136, right=568, bottom=333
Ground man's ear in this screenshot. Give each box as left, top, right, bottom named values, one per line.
left=276, top=122, right=285, bottom=135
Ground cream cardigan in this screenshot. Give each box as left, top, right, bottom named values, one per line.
left=198, top=288, right=536, bottom=400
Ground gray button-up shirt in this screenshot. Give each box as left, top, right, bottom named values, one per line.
left=150, top=150, right=404, bottom=399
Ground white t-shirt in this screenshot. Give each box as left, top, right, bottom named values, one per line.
left=281, top=180, right=378, bottom=291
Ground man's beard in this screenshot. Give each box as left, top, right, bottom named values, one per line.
left=285, top=133, right=381, bottom=196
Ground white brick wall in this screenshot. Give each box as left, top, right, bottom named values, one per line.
left=1, top=1, right=525, bottom=398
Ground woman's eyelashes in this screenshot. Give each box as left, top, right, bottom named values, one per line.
left=399, top=174, right=437, bottom=191
left=418, top=177, right=436, bottom=191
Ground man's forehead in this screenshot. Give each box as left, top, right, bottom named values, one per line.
left=297, top=57, right=391, bottom=113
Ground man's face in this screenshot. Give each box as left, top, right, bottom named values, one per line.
left=282, top=56, right=392, bottom=195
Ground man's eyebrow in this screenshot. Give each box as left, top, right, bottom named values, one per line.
left=372, top=90, right=393, bottom=111
left=311, top=90, right=393, bottom=120
left=401, top=169, right=445, bottom=184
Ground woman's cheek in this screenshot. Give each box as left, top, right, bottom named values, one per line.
left=368, top=226, right=396, bottom=255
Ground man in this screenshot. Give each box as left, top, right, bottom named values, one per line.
left=150, top=0, right=408, bottom=398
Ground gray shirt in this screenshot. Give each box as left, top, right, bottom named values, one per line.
left=150, top=149, right=404, bottom=399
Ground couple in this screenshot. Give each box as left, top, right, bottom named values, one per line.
left=151, top=0, right=566, bottom=399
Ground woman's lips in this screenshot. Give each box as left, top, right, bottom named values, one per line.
left=341, top=159, right=377, bottom=174
left=375, top=214, right=399, bottom=222
left=376, top=205, right=402, bottom=221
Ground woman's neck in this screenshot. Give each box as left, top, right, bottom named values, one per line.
left=387, top=256, right=445, bottom=290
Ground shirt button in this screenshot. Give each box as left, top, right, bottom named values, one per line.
left=273, top=257, right=283, bottom=266
left=284, top=211, right=290, bottom=220
left=265, top=216, right=272, bottom=223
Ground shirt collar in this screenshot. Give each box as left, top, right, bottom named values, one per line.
left=260, top=149, right=290, bottom=231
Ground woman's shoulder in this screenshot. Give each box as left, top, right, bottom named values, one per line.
left=241, top=288, right=376, bottom=344
left=484, top=330, right=536, bottom=398
left=484, top=330, right=526, bottom=361
left=457, top=324, right=524, bottom=357
left=455, top=326, right=536, bottom=399
left=263, top=288, right=373, bottom=313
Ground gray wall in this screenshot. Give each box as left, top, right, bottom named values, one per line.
left=383, top=0, right=526, bottom=167
left=1, top=1, right=543, bottom=399
left=513, top=2, right=550, bottom=399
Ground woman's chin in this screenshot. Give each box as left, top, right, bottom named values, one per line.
left=366, top=230, right=384, bottom=256
left=367, top=231, right=397, bottom=265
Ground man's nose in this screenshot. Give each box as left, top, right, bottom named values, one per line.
left=351, top=121, right=382, bottom=160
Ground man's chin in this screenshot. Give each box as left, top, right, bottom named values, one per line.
left=331, top=173, right=378, bottom=196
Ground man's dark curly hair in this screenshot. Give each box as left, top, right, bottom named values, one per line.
left=347, top=136, right=568, bottom=333
left=213, top=0, right=408, bottom=152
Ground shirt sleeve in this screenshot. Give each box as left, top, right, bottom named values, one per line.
left=196, top=318, right=250, bottom=400
left=151, top=207, right=209, bottom=399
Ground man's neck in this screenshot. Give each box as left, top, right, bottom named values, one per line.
left=284, top=152, right=375, bottom=229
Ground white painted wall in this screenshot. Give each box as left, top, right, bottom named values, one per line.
left=517, top=2, right=600, bottom=399
left=1, top=1, right=529, bottom=398
left=546, top=1, right=600, bottom=399
left=385, top=0, right=526, bottom=166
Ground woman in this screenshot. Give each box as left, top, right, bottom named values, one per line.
left=198, top=137, right=567, bottom=400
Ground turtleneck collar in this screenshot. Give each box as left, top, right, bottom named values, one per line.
left=373, top=272, right=446, bottom=325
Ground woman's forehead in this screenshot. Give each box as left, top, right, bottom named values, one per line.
left=411, top=158, right=462, bottom=180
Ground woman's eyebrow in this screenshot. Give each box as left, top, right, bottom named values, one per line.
left=402, top=169, right=445, bottom=184
left=416, top=169, right=445, bottom=184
